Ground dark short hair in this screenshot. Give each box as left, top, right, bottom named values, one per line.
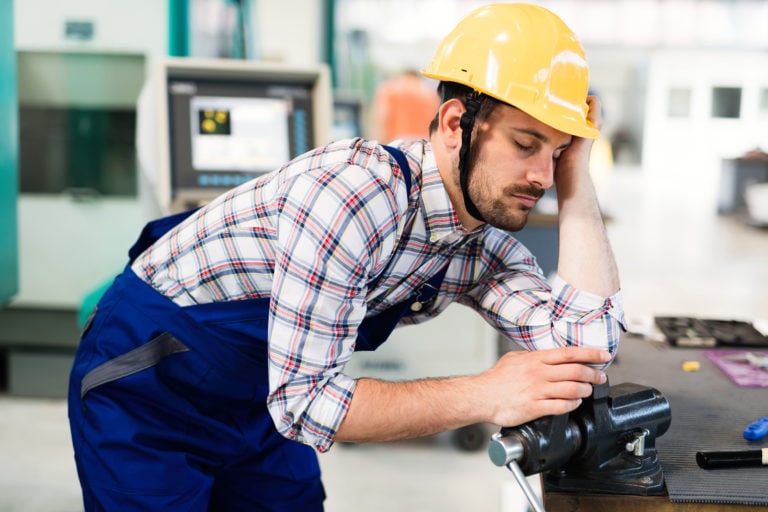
left=428, top=82, right=502, bottom=134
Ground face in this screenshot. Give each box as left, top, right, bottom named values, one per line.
left=463, top=104, right=572, bottom=231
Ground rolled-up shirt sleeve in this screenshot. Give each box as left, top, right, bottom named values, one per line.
left=489, top=273, right=625, bottom=367
left=466, top=231, right=626, bottom=368
left=546, top=275, right=625, bottom=358
left=266, top=161, right=406, bottom=453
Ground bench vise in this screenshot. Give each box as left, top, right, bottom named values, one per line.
left=488, top=380, right=671, bottom=510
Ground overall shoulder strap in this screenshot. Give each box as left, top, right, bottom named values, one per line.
left=128, top=207, right=201, bottom=263
left=381, top=144, right=449, bottom=306
left=382, top=144, right=412, bottom=194
left=355, top=144, right=450, bottom=351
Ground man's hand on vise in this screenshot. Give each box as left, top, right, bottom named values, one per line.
left=477, top=346, right=609, bottom=428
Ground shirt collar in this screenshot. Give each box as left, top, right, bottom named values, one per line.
left=407, top=141, right=483, bottom=245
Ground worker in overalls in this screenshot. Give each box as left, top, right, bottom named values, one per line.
left=68, top=3, right=625, bottom=510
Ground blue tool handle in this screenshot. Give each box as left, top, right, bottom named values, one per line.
left=744, top=417, right=768, bottom=441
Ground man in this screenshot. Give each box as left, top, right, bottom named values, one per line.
left=68, top=3, right=625, bottom=510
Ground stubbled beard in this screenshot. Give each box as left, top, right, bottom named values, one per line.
left=483, top=183, right=545, bottom=231
left=463, top=144, right=545, bottom=232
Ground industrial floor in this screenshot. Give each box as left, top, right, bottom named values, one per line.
left=1, top=165, right=766, bottom=512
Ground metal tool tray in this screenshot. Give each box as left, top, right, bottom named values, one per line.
left=654, top=316, right=768, bottom=348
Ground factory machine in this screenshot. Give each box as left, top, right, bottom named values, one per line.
left=137, top=57, right=332, bottom=217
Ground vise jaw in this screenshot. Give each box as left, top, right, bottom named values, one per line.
left=489, top=380, right=671, bottom=496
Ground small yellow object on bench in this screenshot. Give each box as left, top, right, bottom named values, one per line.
left=682, top=360, right=701, bottom=372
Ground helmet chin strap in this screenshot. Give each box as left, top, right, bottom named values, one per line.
left=458, top=92, right=486, bottom=224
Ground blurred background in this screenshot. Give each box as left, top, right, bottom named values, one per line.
left=1, top=1, right=767, bottom=511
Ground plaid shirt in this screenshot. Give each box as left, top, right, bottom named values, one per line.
left=132, top=138, right=625, bottom=452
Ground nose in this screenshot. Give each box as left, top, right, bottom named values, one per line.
left=526, top=153, right=556, bottom=189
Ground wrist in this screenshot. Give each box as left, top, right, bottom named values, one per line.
left=459, top=373, right=494, bottom=425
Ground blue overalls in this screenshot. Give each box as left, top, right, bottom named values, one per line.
left=67, top=147, right=447, bottom=511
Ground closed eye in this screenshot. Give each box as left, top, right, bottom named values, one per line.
left=515, top=141, right=532, bottom=151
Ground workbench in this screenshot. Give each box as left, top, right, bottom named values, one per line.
left=545, top=335, right=768, bottom=511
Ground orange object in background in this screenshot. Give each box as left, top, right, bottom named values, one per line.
left=372, top=70, right=440, bottom=143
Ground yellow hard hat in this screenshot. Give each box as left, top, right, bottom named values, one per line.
left=422, top=3, right=599, bottom=139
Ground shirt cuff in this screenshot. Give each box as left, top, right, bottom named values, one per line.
left=551, top=274, right=627, bottom=330
left=281, top=372, right=358, bottom=453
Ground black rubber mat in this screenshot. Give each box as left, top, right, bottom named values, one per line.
left=607, top=336, right=768, bottom=506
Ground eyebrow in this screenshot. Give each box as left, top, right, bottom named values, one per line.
left=513, top=127, right=571, bottom=149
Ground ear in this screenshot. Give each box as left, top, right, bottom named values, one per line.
left=435, top=98, right=466, bottom=151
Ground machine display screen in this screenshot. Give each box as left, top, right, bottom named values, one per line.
left=167, top=77, right=315, bottom=193
left=190, top=95, right=290, bottom=173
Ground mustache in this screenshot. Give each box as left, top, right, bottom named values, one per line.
left=504, top=184, right=546, bottom=199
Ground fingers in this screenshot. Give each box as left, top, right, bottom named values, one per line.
left=539, top=398, right=585, bottom=417
left=522, top=376, right=600, bottom=420
left=541, top=348, right=609, bottom=386
left=539, top=380, right=595, bottom=401
left=586, top=95, right=604, bottom=130
left=482, top=347, right=612, bottom=426
left=496, top=347, right=609, bottom=383
left=545, top=361, right=606, bottom=386
left=538, top=345, right=611, bottom=366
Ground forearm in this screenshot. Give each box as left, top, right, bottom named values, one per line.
left=334, top=375, right=486, bottom=443
left=554, top=97, right=620, bottom=298
left=335, top=346, right=611, bottom=442
left=556, top=166, right=620, bottom=297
